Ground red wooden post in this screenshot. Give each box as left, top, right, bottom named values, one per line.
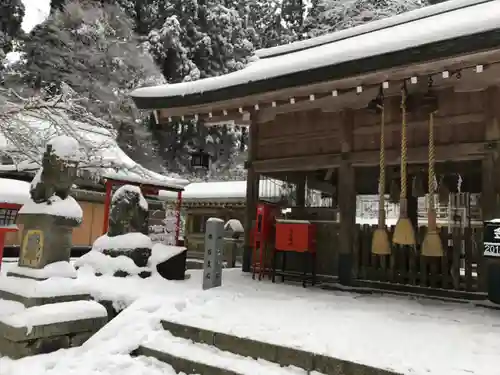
left=0, top=231, right=6, bottom=271
left=102, top=180, right=113, bottom=234
left=175, top=191, right=183, bottom=245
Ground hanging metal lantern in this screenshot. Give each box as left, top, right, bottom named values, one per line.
left=367, top=87, right=384, bottom=114
left=190, top=150, right=210, bottom=169
left=412, top=173, right=425, bottom=198
left=438, top=175, right=450, bottom=203
left=389, top=178, right=400, bottom=204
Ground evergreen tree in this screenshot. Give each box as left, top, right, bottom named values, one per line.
left=50, top=0, right=66, bottom=13
left=281, top=0, right=305, bottom=40
left=22, top=1, right=165, bottom=172
left=304, top=0, right=430, bottom=37
left=0, top=0, right=24, bottom=61
left=141, top=0, right=253, bottom=177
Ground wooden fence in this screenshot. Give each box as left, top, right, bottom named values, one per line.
left=352, top=224, right=486, bottom=294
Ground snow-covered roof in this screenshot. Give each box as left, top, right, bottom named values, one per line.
left=0, top=114, right=189, bottom=190
left=131, top=0, right=500, bottom=109
left=104, top=171, right=187, bottom=191
left=0, top=178, right=30, bottom=205
left=159, top=180, right=283, bottom=202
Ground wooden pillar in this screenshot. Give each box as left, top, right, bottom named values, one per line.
left=243, top=112, right=260, bottom=272
left=482, top=155, right=500, bottom=220
left=338, top=111, right=356, bottom=285
left=482, top=87, right=500, bottom=219
left=102, top=179, right=112, bottom=234
left=175, top=191, right=183, bottom=246
left=296, top=174, right=306, bottom=207
left=482, top=86, right=500, bottom=302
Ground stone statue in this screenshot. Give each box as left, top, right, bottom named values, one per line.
left=30, top=143, right=77, bottom=204
left=90, top=185, right=152, bottom=277
left=108, top=186, right=149, bottom=237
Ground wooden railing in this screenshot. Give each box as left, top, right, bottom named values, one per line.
left=352, top=224, right=485, bottom=294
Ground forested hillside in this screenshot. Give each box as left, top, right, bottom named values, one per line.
left=1, top=0, right=438, bottom=180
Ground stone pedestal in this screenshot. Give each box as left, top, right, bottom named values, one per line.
left=0, top=276, right=107, bottom=359
left=7, top=213, right=80, bottom=279
left=0, top=206, right=108, bottom=359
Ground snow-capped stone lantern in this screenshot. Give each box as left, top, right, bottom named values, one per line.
left=9, top=135, right=84, bottom=277
left=190, top=149, right=210, bottom=169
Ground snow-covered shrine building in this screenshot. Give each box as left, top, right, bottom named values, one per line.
left=131, top=0, right=499, bottom=298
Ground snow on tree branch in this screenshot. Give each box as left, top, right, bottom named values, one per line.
left=0, top=86, right=158, bottom=181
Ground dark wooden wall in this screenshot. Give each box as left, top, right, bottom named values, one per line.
left=256, top=88, right=487, bottom=164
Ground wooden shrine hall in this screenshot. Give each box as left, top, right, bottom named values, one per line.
left=131, top=0, right=500, bottom=299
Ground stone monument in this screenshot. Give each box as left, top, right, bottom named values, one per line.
left=0, top=136, right=108, bottom=358
left=203, top=218, right=224, bottom=290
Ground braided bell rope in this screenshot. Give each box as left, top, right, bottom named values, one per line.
left=400, top=86, right=407, bottom=198
left=378, top=102, right=386, bottom=228
left=428, top=111, right=436, bottom=210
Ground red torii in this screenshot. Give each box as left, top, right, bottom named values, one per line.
left=101, top=176, right=184, bottom=245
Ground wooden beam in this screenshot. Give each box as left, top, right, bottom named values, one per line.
left=243, top=111, right=260, bottom=272
left=352, top=142, right=487, bottom=166
left=253, top=142, right=487, bottom=173
left=257, top=112, right=485, bottom=146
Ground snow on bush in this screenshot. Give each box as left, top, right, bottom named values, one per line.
left=224, top=219, right=244, bottom=234
left=74, top=251, right=149, bottom=276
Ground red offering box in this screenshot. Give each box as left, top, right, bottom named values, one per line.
left=275, top=220, right=316, bottom=253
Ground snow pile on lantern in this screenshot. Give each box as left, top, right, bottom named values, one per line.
left=76, top=184, right=187, bottom=280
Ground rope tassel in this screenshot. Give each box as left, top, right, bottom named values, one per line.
left=372, top=98, right=391, bottom=255
left=393, top=84, right=417, bottom=246
left=422, top=111, right=444, bottom=257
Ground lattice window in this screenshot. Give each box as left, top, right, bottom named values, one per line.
left=0, top=208, right=18, bottom=226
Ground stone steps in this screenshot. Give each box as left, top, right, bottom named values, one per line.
left=139, top=331, right=298, bottom=375
left=0, top=275, right=108, bottom=358
left=136, top=320, right=402, bottom=375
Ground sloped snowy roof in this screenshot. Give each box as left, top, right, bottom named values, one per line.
left=159, top=180, right=284, bottom=202
left=0, top=178, right=30, bottom=205
left=131, top=0, right=500, bottom=110
left=0, top=114, right=189, bottom=190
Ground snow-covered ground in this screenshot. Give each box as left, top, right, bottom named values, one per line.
left=1, top=260, right=499, bottom=375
